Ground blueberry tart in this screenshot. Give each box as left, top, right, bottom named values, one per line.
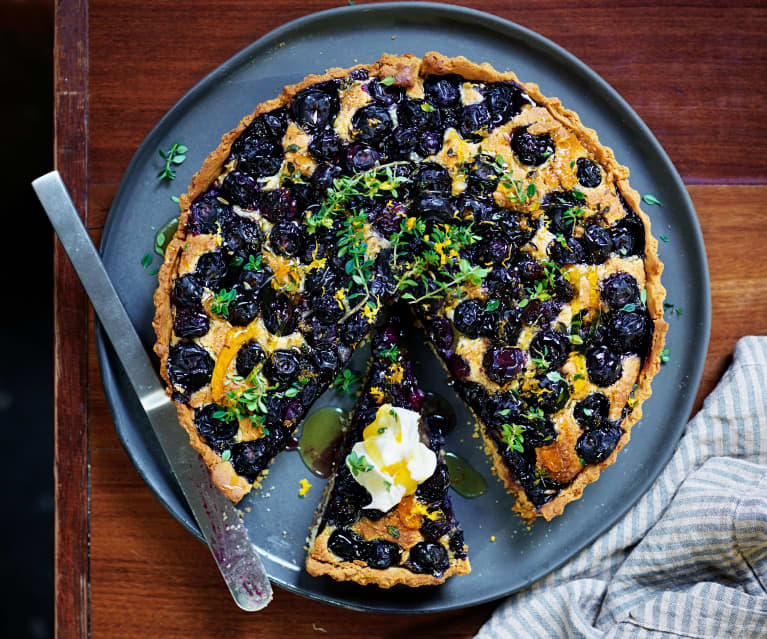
left=154, top=52, right=666, bottom=521
left=306, top=316, right=470, bottom=587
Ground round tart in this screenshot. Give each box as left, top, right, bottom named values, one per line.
left=153, top=52, right=667, bottom=528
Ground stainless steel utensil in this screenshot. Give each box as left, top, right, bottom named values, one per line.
left=33, top=170, right=273, bottom=611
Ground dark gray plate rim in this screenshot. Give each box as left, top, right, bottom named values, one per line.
left=96, top=1, right=711, bottom=614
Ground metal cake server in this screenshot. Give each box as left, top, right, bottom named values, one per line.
left=33, top=170, right=273, bottom=611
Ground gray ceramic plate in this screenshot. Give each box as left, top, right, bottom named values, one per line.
left=96, top=2, right=710, bottom=613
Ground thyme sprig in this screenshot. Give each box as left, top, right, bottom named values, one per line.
left=157, top=143, right=188, bottom=181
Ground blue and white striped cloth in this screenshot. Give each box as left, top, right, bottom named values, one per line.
left=478, top=337, right=767, bottom=639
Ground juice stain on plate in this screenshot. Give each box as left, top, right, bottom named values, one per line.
left=154, top=216, right=179, bottom=256
left=445, top=452, right=487, bottom=498
left=298, top=407, right=348, bottom=478
left=422, top=391, right=457, bottom=434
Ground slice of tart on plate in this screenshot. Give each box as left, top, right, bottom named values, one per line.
left=306, top=315, right=470, bottom=587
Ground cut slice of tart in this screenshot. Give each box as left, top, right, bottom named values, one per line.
left=306, top=316, right=470, bottom=587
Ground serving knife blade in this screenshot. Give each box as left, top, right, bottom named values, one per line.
left=33, top=170, right=273, bottom=611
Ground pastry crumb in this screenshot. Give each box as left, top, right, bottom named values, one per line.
left=299, top=478, right=313, bottom=497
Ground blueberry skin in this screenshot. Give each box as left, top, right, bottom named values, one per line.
left=511, top=127, right=555, bottom=165
left=575, top=424, right=624, bottom=464
left=530, top=329, right=570, bottom=371
left=167, top=342, right=214, bottom=400
left=601, top=272, right=640, bottom=310
left=459, top=102, right=492, bottom=141
left=351, top=104, right=393, bottom=144
left=173, top=307, right=209, bottom=338
left=577, top=157, right=602, bottom=188
left=408, top=541, right=450, bottom=575
left=235, top=340, right=266, bottom=378
left=365, top=540, right=402, bottom=569
left=327, top=529, right=366, bottom=561
left=290, top=86, right=340, bottom=131
left=573, top=393, right=611, bottom=430
left=194, top=404, right=239, bottom=450
left=586, top=345, right=623, bottom=387
left=582, top=223, right=614, bottom=265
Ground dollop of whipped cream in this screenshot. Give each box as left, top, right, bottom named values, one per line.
left=345, top=403, right=437, bottom=512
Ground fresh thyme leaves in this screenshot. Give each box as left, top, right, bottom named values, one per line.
left=285, top=143, right=299, bottom=153
left=421, top=102, right=436, bottom=112
left=620, top=303, right=637, bottom=312
left=572, top=189, right=586, bottom=201
left=211, top=288, right=236, bottom=317
left=141, top=252, right=153, bottom=269
left=562, top=206, right=585, bottom=229
left=380, top=344, right=400, bottom=362
left=346, top=450, right=373, bottom=476
left=306, top=161, right=408, bottom=234
left=379, top=76, right=396, bottom=86
left=221, top=449, right=231, bottom=462
left=664, top=301, right=684, bottom=316
left=640, top=289, right=648, bottom=305
left=531, top=346, right=550, bottom=370
left=659, top=235, right=669, bottom=242
left=244, top=254, right=262, bottom=271
left=386, top=525, right=400, bottom=538
left=333, top=369, right=360, bottom=398
left=170, top=195, right=182, bottom=213
left=485, top=299, right=500, bottom=312
left=660, top=347, right=671, bottom=364
left=214, top=366, right=277, bottom=431
left=501, top=423, right=525, bottom=453
left=533, top=467, right=551, bottom=486
left=642, top=193, right=662, bottom=206
left=546, top=371, right=565, bottom=383
left=157, top=143, right=188, bottom=181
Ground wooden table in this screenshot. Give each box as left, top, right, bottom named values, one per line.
left=54, top=1, right=767, bottom=637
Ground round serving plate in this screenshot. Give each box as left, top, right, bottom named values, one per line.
left=96, top=2, right=710, bottom=614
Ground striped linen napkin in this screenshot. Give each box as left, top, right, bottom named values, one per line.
left=477, top=336, right=767, bottom=639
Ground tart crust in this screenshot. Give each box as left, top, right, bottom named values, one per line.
left=153, top=52, right=666, bottom=518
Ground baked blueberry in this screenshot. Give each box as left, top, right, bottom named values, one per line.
left=582, top=223, right=614, bottom=264
left=219, top=171, right=259, bottom=209
left=459, top=102, right=491, bottom=141
left=256, top=187, right=297, bottom=223
left=453, top=298, right=487, bottom=339
left=511, top=127, right=555, bottom=165
left=424, top=75, right=460, bottom=106
left=601, top=272, right=640, bottom=310
left=194, top=251, right=228, bottom=290
left=167, top=342, right=214, bottom=398
left=574, top=393, right=610, bottom=430
left=408, top=542, right=449, bottom=575
left=291, top=86, right=339, bottom=131
left=231, top=438, right=273, bottom=483
left=173, top=307, right=209, bottom=338
left=172, top=274, right=203, bottom=309
left=609, top=310, right=651, bottom=355
left=413, top=161, right=452, bottom=194
left=416, top=464, right=450, bottom=503
left=466, top=155, right=500, bottom=194
left=187, top=192, right=232, bottom=235
left=576, top=157, right=602, bottom=188
left=262, top=294, right=297, bottom=336
left=327, top=529, right=365, bottom=561
left=227, top=286, right=259, bottom=326
left=345, top=144, right=380, bottom=173
left=586, top=345, right=623, bottom=387
left=482, top=81, right=534, bottom=126
left=575, top=423, right=623, bottom=464
left=530, top=329, right=570, bottom=370
left=351, top=104, right=393, bottom=144
left=484, top=346, right=526, bottom=384
left=235, top=340, right=266, bottom=378
left=547, top=236, right=585, bottom=265
left=194, top=404, right=239, bottom=450
left=269, top=221, right=305, bottom=257
left=611, top=211, right=645, bottom=257
left=265, top=349, right=302, bottom=385
left=308, top=130, right=343, bottom=162
left=365, top=540, right=401, bottom=569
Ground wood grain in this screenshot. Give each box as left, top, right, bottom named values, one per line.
left=53, top=1, right=767, bottom=638
left=54, top=1, right=89, bottom=639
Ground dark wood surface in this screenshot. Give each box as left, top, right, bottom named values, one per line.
left=54, top=1, right=767, bottom=637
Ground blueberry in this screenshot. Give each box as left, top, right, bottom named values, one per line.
left=448, top=353, right=471, bottom=381
left=516, top=257, right=545, bottom=283
left=308, top=130, right=343, bottom=162
left=227, top=286, right=259, bottom=327
left=264, top=349, right=301, bottom=385
left=611, top=211, right=645, bottom=257
left=484, top=346, right=526, bottom=384
left=413, top=161, right=451, bottom=194
left=582, top=223, right=613, bottom=264
left=348, top=68, right=369, bottom=81
left=256, top=187, right=297, bottom=223
left=476, top=238, right=511, bottom=265
left=304, top=267, right=339, bottom=298
left=418, top=129, right=444, bottom=156
left=367, top=78, right=404, bottom=106
left=453, top=299, right=487, bottom=339
left=530, top=329, right=570, bottom=370
left=552, top=275, right=575, bottom=303
left=535, top=376, right=571, bottom=413
left=511, top=127, right=555, bottom=166
left=459, top=102, right=491, bottom=141
left=424, top=75, right=460, bottom=106
left=314, top=294, right=344, bottom=323
left=194, top=404, right=239, bottom=450
left=230, top=133, right=283, bottom=178
left=575, top=424, right=623, bottom=464
left=493, top=307, right=523, bottom=344
left=543, top=190, right=584, bottom=236
left=310, top=345, right=340, bottom=383
left=172, top=274, right=203, bottom=309
left=449, top=530, right=467, bottom=559
left=230, top=438, right=272, bottom=483
left=410, top=192, right=454, bottom=221
left=351, top=104, right=393, bottom=144
left=304, top=314, right=339, bottom=347
left=365, top=540, right=401, bottom=569
left=408, top=541, right=449, bottom=575
left=187, top=193, right=232, bottom=235
left=219, top=171, right=259, bottom=209
left=339, top=311, right=369, bottom=345
left=173, top=307, right=209, bottom=338
left=262, top=294, right=297, bottom=336
left=482, top=81, right=534, bottom=126
left=345, top=144, right=380, bottom=173
left=236, top=340, right=266, bottom=378
left=421, top=517, right=451, bottom=541
left=269, top=221, right=305, bottom=257
left=577, top=157, right=602, bottom=188
left=426, top=316, right=454, bottom=353
left=456, top=195, right=493, bottom=222
left=379, top=126, right=417, bottom=159
left=327, top=529, right=365, bottom=561
left=547, top=236, right=586, bottom=265
left=573, top=392, right=610, bottom=430
left=522, top=299, right=561, bottom=327
left=370, top=201, right=408, bottom=237
left=486, top=267, right=521, bottom=303
left=608, top=310, right=651, bottom=355
left=238, top=109, right=288, bottom=143
left=167, top=342, right=214, bottom=398
left=239, top=262, right=272, bottom=292
left=194, top=251, right=228, bottom=290
left=586, top=345, right=623, bottom=387
left=397, top=99, right=440, bottom=130
left=291, top=86, right=339, bottom=131
left=601, top=272, right=640, bottom=310
left=416, top=464, right=450, bottom=503
left=222, top=214, right=263, bottom=259
left=466, top=155, right=500, bottom=194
